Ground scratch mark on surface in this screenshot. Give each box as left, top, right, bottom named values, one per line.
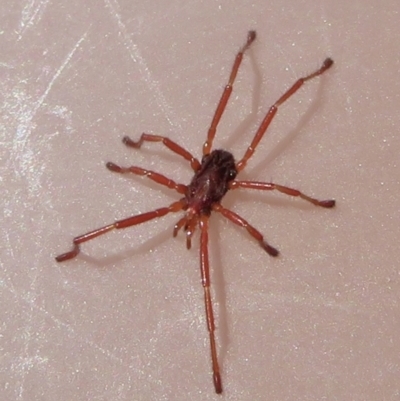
left=103, top=0, right=179, bottom=130
left=10, top=28, right=90, bottom=193
left=35, top=29, right=90, bottom=117
left=17, top=0, right=51, bottom=39
left=5, top=232, right=14, bottom=259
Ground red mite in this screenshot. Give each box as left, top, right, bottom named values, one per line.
left=56, top=31, right=335, bottom=394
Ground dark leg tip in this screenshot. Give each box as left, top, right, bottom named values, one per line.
left=106, top=162, right=121, bottom=172
left=248, top=30, right=256, bottom=43
left=55, top=252, right=73, bottom=263
left=262, top=242, right=279, bottom=257
left=122, top=136, right=139, bottom=148
left=320, top=199, right=335, bottom=208
left=214, top=373, right=223, bottom=394
left=56, top=244, right=80, bottom=262
left=323, top=58, right=334, bottom=69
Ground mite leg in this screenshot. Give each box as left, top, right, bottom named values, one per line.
left=236, top=58, right=334, bottom=171
left=122, top=133, right=200, bottom=171
left=173, top=213, right=197, bottom=249
left=199, top=215, right=222, bottom=394
left=106, top=162, right=187, bottom=195
left=213, top=203, right=279, bottom=257
left=55, top=200, right=185, bottom=262
left=184, top=216, right=198, bottom=250
left=173, top=216, right=188, bottom=237
left=203, top=31, right=257, bottom=155
left=230, top=181, right=335, bottom=208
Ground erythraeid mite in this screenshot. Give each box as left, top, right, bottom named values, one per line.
left=56, top=31, right=335, bottom=394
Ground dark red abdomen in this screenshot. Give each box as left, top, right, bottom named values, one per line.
left=185, top=150, right=237, bottom=215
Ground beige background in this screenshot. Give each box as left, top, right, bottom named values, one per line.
left=1, top=0, right=399, bottom=400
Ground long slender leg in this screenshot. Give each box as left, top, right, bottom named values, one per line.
left=173, top=216, right=187, bottom=237
left=184, top=216, right=198, bottom=250
left=55, top=200, right=186, bottom=262
left=199, top=215, right=222, bottom=394
left=213, top=203, right=279, bottom=256
left=123, top=133, right=200, bottom=171
left=230, top=181, right=335, bottom=208
left=173, top=212, right=198, bottom=249
left=236, top=58, right=334, bottom=171
left=202, top=31, right=257, bottom=156
left=106, top=162, right=187, bottom=195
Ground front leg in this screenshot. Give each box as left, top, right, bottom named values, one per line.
left=55, top=200, right=186, bottom=262
left=106, top=162, right=187, bottom=195
left=122, top=133, right=200, bottom=171
left=230, top=181, right=335, bottom=208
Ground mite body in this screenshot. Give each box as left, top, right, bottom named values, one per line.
left=185, top=149, right=237, bottom=215
left=56, top=31, right=335, bottom=394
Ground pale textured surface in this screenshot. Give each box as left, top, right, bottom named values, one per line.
left=1, top=0, right=400, bottom=400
